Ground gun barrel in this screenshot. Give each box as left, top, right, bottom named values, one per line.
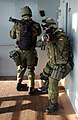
left=9, top=17, right=20, bottom=23
left=9, top=17, right=12, bottom=21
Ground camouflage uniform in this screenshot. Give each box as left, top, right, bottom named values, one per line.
left=9, top=6, right=41, bottom=95
left=38, top=17, right=74, bottom=112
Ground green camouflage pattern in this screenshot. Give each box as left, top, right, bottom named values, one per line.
left=20, top=6, right=32, bottom=17
left=40, top=29, right=73, bottom=103
left=16, top=49, right=38, bottom=87
left=9, top=17, right=41, bottom=88
left=48, top=77, right=58, bottom=103
left=42, top=17, right=57, bottom=28
left=9, top=50, right=21, bottom=66
left=46, top=34, right=71, bottom=65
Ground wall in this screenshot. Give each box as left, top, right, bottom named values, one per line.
left=0, top=0, right=78, bottom=115
left=0, top=0, right=60, bottom=76
left=59, top=0, right=78, bottom=114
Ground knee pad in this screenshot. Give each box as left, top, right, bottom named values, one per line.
left=40, top=73, right=48, bottom=80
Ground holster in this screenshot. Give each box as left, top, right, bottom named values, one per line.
left=9, top=50, right=21, bottom=66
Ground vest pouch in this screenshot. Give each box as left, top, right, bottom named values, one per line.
left=51, top=65, right=65, bottom=80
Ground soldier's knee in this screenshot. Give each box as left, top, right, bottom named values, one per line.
left=17, top=65, right=26, bottom=72
left=28, top=66, right=35, bottom=71
left=28, top=68, right=35, bottom=82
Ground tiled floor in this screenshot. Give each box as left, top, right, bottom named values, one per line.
left=0, top=80, right=78, bottom=120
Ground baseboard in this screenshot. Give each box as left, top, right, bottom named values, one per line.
left=0, top=75, right=40, bottom=80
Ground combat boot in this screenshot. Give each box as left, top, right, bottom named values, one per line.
left=45, top=103, right=58, bottom=113
left=38, top=79, right=48, bottom=93
left=16, top=83, right=28, bottom=91
left=28, top=87, right=35, bottom=96
left=38, top=86, right=48, bottom=93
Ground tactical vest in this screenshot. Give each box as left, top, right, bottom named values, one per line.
left=17, top=20, right=35, bottom=50
left=46, top=31, right=74, bottom=65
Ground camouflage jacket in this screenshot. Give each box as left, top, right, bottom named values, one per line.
left=46, top=31, right=72, bottom=65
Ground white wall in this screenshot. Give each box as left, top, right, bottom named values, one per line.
left=59, top=0, right=78, bottom=114
left=0, top=0, right=60, bottom=76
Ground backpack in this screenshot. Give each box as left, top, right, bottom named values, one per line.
left=18, top=20, right=33, bottom=50
left=67, top=37, right=74, bottom=69
left=62, top=38, right=74, bottom=78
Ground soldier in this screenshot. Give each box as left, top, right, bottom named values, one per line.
left=38, top=17, right=74, bottom=112
left=9, top=6, right=42, bottom=95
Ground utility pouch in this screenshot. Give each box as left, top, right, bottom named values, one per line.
left=51, top=65, right=65, bottom=80
left=9, top=50, right=21, bottom=66
left=62, top=62, right=73, bottom=78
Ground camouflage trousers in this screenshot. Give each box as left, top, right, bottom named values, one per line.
left=17, top=65, right=35, bottom=88
left=16, top=49, right=38, bottom=88
left=48, top=77, right=59, bottom=103
left=42, top=61, right=65, bottom=103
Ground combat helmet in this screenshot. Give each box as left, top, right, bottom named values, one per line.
left=42, top=17, right=57, bottom=28
left=20, top=6, right=32, bottom=17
